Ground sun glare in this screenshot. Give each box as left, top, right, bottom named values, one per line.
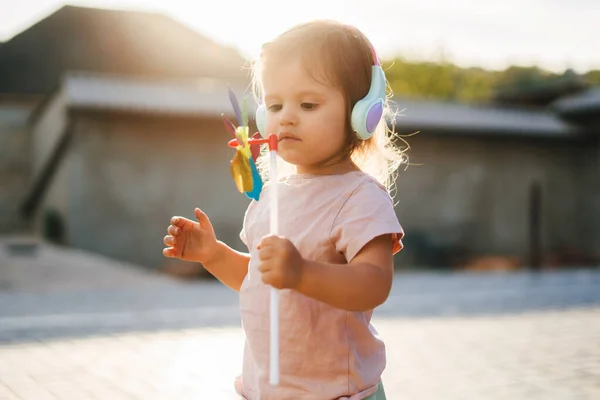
left=152, top=0, right=365, bottom=59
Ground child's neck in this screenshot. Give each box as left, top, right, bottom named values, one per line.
left=295, top=160, right=360, bottom=176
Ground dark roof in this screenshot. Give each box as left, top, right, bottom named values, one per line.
left=553, top=87, right=600, bottom=119
left=36, top=72, right=250, bottom=119
left=394, top=98, right=583, bottom=139
left=0, top=5, right=249, bottom=95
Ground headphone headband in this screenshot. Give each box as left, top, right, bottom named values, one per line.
left=344, top=24, right=380, bottom=67
left=367, top=39, right=381, bottom=66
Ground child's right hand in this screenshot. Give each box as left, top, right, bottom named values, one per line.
left=163, top=208, right=219, bottom=264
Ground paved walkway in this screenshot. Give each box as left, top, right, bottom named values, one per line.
left=1, top=240, right=599, bottom=399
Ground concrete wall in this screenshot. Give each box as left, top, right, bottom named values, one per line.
left=37, top=110, right=599, bottom=270
left=578, top=133, right=600, bottom=261
left=31, top=89, right=68, bottom=181
left=42, top=113, right=251, bottom=269
left=34, top=120, right=72, bottom=240
left=0, top=105, right=35, bottom=233
left=394, top=133, right=596, bottom=267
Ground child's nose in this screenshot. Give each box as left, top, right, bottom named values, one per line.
left=278, top=106, right=298, bottom=126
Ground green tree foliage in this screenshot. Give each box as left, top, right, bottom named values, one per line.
left=383, top=58, right=454, bottom=100
left=382, top=57, right=597, bottom=102
left=585, top=70, right=600, bottom=85
left=493, top=66, right=559, bottom=88
left=383, top=57, right=499, bottom=102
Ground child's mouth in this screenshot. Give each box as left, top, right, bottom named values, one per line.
left=278, top=134, right=300, bottom=143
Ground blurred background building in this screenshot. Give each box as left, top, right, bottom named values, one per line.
left=0, top=5, right=598, bottom=275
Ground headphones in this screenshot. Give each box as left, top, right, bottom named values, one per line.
left=254, top=38, right=386, bottom=140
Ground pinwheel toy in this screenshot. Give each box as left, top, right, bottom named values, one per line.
left=224, top=88, right=280, bottom=385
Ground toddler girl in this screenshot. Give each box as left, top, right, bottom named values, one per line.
left=164, top=20, right=407, bottom=399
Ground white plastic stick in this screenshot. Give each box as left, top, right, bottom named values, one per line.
left=268, top=148, right=279, bottom=385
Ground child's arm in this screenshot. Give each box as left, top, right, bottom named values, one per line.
left=296, top=234, right=394, bottom=311
left=257, top=234, right=394, bottom=311
left=200, top=241, right=250, bottom=292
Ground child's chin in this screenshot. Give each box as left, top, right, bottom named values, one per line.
left=278, top=151, right=305, bottom=165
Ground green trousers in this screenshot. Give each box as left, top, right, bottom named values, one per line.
left=363, top=382, right=386, bottom=400
left=239, top=382, right=387, bottom=399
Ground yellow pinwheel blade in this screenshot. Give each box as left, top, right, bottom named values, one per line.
left=230, top=150, right=253, bottom=193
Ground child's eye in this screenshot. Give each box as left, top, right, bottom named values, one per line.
left=268, top=104, right=282, bottom=112
left=301, top=103, right=317, bottom=110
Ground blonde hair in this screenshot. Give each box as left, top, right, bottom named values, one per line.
left=250, top=20, right=409, bottom=193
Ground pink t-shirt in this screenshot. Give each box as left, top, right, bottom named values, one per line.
left=236, top=171, right=404, bottom=400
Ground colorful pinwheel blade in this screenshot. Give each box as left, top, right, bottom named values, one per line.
left=229, top=150, right=253, bottom=193
left=223, top=117, right=243, bottom=146
left=228, top=87, right=243, bottom=126
left=245, top=157, right=263, bottom=201
left=242, top=97, right=248, bottom=127
left=222, top=116, right=236, bottom=137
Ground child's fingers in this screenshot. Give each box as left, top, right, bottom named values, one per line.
left=194, top=208, right=211, bottom=227
left=163, top=247, right=174, bottom=257
left=258, top=245, right=274, bottom=261
left=164, top=235, right=175, bottom=246
left=167, top=225, right=180, bottom=236
left=260, top=270, right=275, bottom=286
left=257, top=234, right=280, bottom=249
left=171, top=216, right=183, bottom=226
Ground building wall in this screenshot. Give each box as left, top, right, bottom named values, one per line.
left=394, top=133, right=595, bottom=267
left=31, top=89, right=68, bottom=181
left=34, top=120, right=72, bottom=241
left=42, top=112, right=251, bottom=269
left=25, top=90, right=71, bottom=239
left=578, top=133, right=600, bottom=261
left=0, top=104, right=35, bottom=233
left=37, top=111, right=598, bottom=270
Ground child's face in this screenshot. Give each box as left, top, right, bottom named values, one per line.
left=261, top=57, right=354, bottom=175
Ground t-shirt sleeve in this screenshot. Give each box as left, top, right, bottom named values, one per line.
left=239, top=227, right=247, bottom=247
left=330, top=180, right=404, bottom=262
left=239, top=199, right=258, bottom=248
left=239, top=181, right=272, bottom=249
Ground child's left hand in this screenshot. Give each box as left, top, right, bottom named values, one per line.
left=257, top=235, right=305, bottom=289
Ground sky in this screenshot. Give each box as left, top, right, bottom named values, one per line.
left=0, top=0, right=597, bottom=73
